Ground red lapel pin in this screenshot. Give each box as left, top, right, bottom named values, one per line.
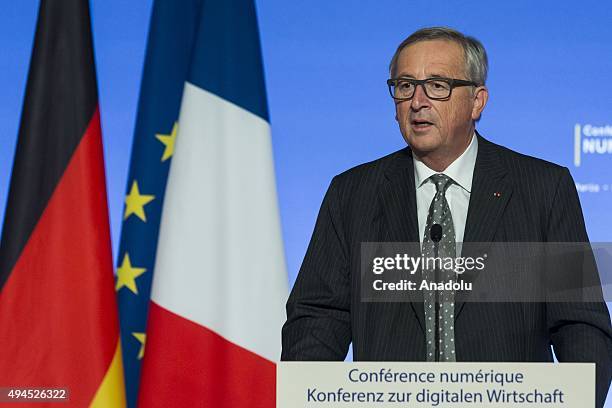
left=493, top=192, right=502, bottom=198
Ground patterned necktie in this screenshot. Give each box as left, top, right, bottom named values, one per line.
left=422, top=174, right=457, bottom=362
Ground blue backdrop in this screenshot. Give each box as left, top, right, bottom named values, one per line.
left=0, top=0, right=610, bottom=404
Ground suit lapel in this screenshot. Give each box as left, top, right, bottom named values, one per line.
left=455, top=134, right=513, bottom=319
left=379, top=148, right=425, bottom=332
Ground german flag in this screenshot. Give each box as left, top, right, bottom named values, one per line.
left=0, top=1, right=125, bottom=406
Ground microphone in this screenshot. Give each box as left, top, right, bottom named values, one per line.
left=430, top=223, right=442, bottom=243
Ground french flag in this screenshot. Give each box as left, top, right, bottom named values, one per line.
left=137, top=0, right=288, bottom=406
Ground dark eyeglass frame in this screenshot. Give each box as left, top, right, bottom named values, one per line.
left=386, top=77, right=478, bottom=101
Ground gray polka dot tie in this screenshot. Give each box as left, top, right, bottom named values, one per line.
left=422, top=174, right=457, bottom=362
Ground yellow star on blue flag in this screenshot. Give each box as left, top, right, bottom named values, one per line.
left=124, top=181, right=155, bottom=222
left=116, top=254, right=147, bottom=294
left=156, top=122, right=178, bottom=162
left=132, top=332, right=146, bottom=360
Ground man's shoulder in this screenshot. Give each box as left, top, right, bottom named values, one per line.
left=480, top=136, right=569, bottom=181
left=332, top=148, right=409, bottom=185
left=328, top=136, right=572, bottom=194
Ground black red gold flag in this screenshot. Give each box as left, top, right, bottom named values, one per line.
left=0, top=1, right=125, bottom=405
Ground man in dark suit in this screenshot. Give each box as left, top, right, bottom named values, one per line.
left=281, top=27, right=612, bottom=406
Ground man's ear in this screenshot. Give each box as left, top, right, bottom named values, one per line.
left=471, top=86, right=489, bottom=121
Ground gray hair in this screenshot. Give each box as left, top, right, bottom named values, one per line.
left=389, top=27, right=488, bottom=86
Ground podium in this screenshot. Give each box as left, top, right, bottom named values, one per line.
left=278, top=362, right=594, bottom=407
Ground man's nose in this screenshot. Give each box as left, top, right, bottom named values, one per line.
left=410, top=84, right=431, bottom=111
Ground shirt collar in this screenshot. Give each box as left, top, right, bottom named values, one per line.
left=413, top=132, right=478, bottom=193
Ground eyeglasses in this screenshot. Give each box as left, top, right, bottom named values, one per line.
left=387, top=77, right=478, bottom=101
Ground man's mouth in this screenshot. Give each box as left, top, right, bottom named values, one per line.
left=411, top=119, right=434, bottom=129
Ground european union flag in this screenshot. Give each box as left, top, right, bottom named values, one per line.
left=116, top=1, right=206, bottom=406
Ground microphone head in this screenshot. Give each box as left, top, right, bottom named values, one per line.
left=430, top=224, right=443, bottom=243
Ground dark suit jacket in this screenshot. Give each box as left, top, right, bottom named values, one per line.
left=282, top=134, right=612, bottom=407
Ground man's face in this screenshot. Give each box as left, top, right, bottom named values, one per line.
left=393, top=40, right=487, bottom=159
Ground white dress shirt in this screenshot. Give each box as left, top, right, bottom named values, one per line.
left=414, top=133, right=478, bottom=248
